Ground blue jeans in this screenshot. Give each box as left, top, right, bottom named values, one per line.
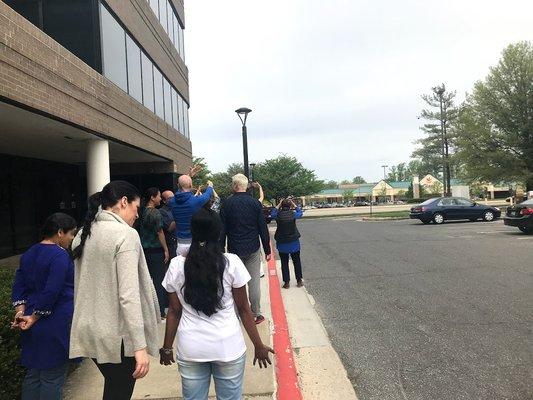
left=21, top=363, right=69, bottom=400
left=178, top=353, right=246, bottom=400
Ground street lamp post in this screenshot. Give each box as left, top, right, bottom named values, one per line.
left=381, top=165, right=388, bottom=180
left=235, top=107, right=252, bottom=180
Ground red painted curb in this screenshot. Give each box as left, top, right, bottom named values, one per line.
left=267, top=243, right=303, bottom=400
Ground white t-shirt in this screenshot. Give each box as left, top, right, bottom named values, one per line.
left=162, top=253, right=251, bottom=362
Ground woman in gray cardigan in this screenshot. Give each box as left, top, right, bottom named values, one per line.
left=71, top=181, right=160, bottom=400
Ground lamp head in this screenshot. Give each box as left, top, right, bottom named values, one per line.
left=235, top=107, right=252, bottom=125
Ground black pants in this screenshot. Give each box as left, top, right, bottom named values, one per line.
left=145, top=247, right=168, bottom=316
left=279, top=251, right=303, bottom=283
left=93, top=348, right=136, bottom=400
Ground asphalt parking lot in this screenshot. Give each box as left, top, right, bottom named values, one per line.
left=296, top=217, right=532, bottom=400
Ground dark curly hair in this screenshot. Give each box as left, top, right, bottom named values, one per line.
left=182, top=208, right=226, bottom=316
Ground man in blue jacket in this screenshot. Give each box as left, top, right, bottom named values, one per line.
left=170, top=174, right=214, bottom=256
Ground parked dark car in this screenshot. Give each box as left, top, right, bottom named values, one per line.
left=263, top=205, right=274, bottom=223
left=409, top=197, right=501, bottom=224
left=503, top=199, right=533, bottom=234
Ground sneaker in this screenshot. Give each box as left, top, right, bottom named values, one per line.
left=297, top=280, right=304, bottom=287
left=255, top=315, right=265, bottom=325
left=282, top=282, right=290, bottom=289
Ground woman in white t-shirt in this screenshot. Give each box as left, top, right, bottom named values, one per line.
left=160, top=208, right=274, bottom=400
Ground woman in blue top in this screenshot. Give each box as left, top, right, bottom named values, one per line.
left=11, top=212, right=77, bottom=400
left=271, top=198, right=304, bottom=289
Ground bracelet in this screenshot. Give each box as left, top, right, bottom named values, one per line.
left=160, top=348, right=173, bottom=355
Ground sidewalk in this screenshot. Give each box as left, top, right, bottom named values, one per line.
left=275, top=260, right=358, bottom=400
left=62, top=270, right=275, bottom=400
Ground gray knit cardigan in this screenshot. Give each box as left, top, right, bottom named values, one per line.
left=70, top=210, right=160, bottom=363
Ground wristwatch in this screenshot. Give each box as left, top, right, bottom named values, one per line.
left=160, top=348, right=173, bottom=355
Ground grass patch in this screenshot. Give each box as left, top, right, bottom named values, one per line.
left=303, top=210, right=410, bottom=219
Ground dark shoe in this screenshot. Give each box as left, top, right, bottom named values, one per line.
left=282, top=282, right=290, bottom=289
left=297, top=280, right=304, bottom=287
left=255, top=315, right=265, bottom=325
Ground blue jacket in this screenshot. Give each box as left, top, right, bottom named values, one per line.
left=170, top=186, right=214, bottom=239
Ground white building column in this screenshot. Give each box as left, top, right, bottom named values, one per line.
left=86, top=139, right=110, bottom=195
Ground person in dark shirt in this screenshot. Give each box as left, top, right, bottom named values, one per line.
left=272, top=198, right=304, bottom=288
left=160, top=190, right=177, bottom=260
left=139, top=187, right=169, bottom=319
left=11, top=212, right=77, bottom=400
left=219, top=174, right=271, bottom=324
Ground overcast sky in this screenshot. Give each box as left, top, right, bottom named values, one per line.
left=185, top=1, right=532, bottom=183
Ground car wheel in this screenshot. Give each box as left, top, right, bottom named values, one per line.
left=483, top=211, right=495, bottom=222
left=519, top=226, right=533, bottom=234
left=433, top=213, right=444, bottom=225
left=421, top=219, right=431, bottom=224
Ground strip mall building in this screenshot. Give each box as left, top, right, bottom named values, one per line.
left=0, top=0, right=192, bottom=257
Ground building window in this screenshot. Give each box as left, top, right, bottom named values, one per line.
left=158, top=0, right=168, bottom=33
left=166, top=1, right=173, bottom=42
left=178, top=95, right=185, bottom=134
left=146, top=0, right=185, bottom=62
left=100, top=3, right=127, bottom=91
left=171, top=88, right=179, bottom=131
left=163, top=79, right=173, bottom=125
left=141, top=52, right=155, bottom=112
left=99, top=1, right=189, bottom=138
left=178, top=22, right=185, bottom=59
left=149, top=0, right=158, bottom=17
left=184, top=102, right=189, bottom=138
left=153, top=67, right=164, bottom=120
left=171, top=12, right=178, bottom=47
left=126, top=36, right=143, bottom=103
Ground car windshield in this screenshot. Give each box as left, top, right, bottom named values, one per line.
left=419, top=198, right=437, bottom=206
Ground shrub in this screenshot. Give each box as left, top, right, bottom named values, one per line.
left=0, top=268, right=24, bottom=400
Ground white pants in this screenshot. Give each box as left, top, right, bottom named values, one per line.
left=177, top=239, right=192, bottom=257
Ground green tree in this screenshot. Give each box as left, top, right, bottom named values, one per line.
left=352, top=176, right=366, bottom=184
left=324, top=180, right=338, bottom=189
left=454, top=42, right=533, bottom=189
left=191, top=156, right=211, bottom=189
left=210, top=163, right=243, bottom=199
left=386, top=163, right=409, bottom=181
left=252, top=155, right=324, bottom=202
left=413, top=84, right=458, bottom=195
left=339, top=179, right=351, bottom=185
left=342, top=189, right=355, bottom=202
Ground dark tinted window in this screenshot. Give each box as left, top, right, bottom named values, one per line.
left=100, top=3, right=127, bottom=91
left=5, top=0, right=42, bottom=28
left=126, top=36, right=142, bottom=103
left=43, top=0, right=98, bottom=70
left=141, top=53, right=154, bottom=112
